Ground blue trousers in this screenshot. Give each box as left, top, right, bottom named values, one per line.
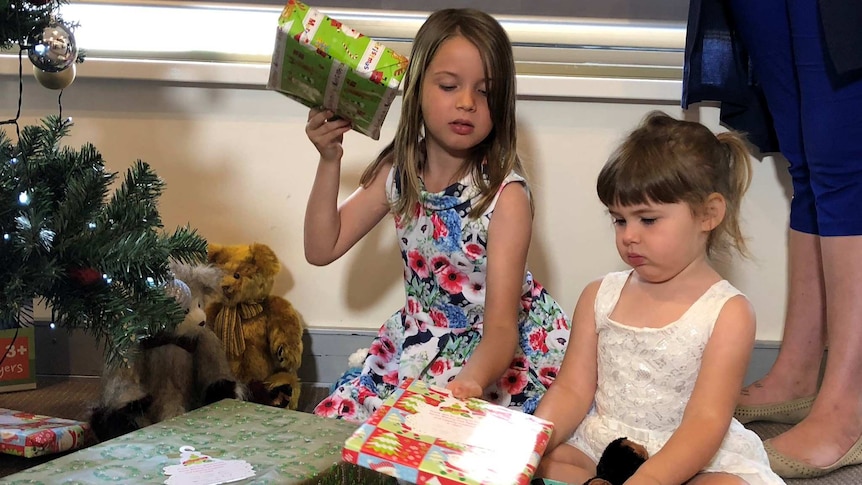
left=729, top=0, right=862, bottom=236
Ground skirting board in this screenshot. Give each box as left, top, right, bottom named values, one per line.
left=28, top=322, right=780, bottom=386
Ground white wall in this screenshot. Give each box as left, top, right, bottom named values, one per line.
left=0, top=70, right=791, bottom=342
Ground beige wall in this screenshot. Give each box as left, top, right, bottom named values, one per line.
left=0, top=68, right=791, bottom=342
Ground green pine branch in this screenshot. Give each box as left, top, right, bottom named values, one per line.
left=1, top=0, right=64, bottom=51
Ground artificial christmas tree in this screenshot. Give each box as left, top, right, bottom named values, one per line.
left=1, top=0, right=57, bottom=53
left=0, top=117, right=208, bottom=365
left=2, top=1, right=208, bottom=365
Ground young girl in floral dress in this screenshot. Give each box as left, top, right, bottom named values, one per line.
left=303, top=8, right=569, bottom=422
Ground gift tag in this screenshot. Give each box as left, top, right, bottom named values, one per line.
left=163, top=446, right=255, bottom=485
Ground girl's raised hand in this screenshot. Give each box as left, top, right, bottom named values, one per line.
left=305, top=108, right=352, bottom=163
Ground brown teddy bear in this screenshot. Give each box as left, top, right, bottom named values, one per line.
left=206, top=242, right=304, bottom=410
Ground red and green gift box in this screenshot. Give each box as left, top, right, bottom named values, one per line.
left=0, top=409, right=91, bottom=458
left=343, top=378, right=554, bottom=485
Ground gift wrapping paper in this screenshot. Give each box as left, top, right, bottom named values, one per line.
left=343, top=379, right=554, bottom=485
left=0, top=409, right=90, bottom=458
left=267, top=0, right=409, bottom=140
left=3, top=399, right=395, bottom=484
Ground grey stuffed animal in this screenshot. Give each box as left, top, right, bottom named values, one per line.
left=89, top=262, right=245, bottom=442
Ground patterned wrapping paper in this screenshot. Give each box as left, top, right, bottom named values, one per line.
left=266, top=0, right=409, bottom=140
left=343, top=379, right=554, bottom=485
left=3, top=399, right=395, bottom=484
left=0, top=409, right=90, bottom=458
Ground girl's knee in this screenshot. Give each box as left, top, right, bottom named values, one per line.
left=538, top=443, right=596, bottom=482
left=687, top=472, right=748, bottom=485
left=536, top=459, right=594, bottom=484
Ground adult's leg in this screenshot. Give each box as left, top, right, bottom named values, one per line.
left=738, top=230, right=824, bottom=406
left=766, top=0, right=862, bottom=468
left=728, top=0, right=826, bottom=407
left=779, top=236, right=862, bottom=467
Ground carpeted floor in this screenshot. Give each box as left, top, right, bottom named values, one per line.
left=0, top=377, right=860, bottom=483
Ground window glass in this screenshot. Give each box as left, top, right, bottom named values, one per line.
left=171, top=0, right=689, bottom=22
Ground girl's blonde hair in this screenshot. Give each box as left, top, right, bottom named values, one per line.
left=360, top=8, right=526, bottom=220
left=596, top=111, right=754, bottom=258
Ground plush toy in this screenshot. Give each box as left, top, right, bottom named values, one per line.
left=206, top=242, right=304, bottom=410
left=89, top=263, right=245, bottom=442
left=583, top=437, right=649, bottom=485
left=169, top=259, right=225, bottom=325
left=330, top=347, right=369, bottom=393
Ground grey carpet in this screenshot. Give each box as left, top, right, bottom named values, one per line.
left=1, top=378, right=860, bottom=483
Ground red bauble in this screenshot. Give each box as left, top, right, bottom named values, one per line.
left=69, top=267, right=101, bottom=286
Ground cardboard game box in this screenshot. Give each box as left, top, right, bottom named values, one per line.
left=343, top=378, right=554, bottom=485
left=267, top=0, right=409, bottom=140
left=0, top=326, right=36, bottom=393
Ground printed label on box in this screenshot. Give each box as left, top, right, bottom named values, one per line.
left=0, top=326, right=36, bottom=393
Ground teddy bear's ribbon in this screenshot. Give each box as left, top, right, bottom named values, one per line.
left=213, top=302, right=264, bottom=357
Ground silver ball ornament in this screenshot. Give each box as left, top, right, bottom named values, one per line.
left=164, top=278, right=192, bottom=309
left=28, top=21, right=77, bottom=73
left=33, top=63, right=76, bottom=90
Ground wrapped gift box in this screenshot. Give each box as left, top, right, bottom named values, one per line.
left=3, top=399, right=396, bottom=484
left=343, top=378, right=554, bottom=485
left=267, top=0, right=409, bottom=140
left=0, top=326, right=36, bottom=393
left=0, top=409, right=90, bottom=458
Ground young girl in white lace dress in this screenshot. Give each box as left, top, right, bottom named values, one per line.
left=534, top=112, right=785, bottom=485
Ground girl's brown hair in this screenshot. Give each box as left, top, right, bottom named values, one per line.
left=360, top=8, right=527, bottom=219
left=596, top=111, right=754, bottom=258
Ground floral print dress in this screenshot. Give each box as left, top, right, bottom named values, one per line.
left=313, top=168, right=570, bottom=422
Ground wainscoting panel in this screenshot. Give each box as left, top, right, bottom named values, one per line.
left=31, top=322, right=778, bottom=386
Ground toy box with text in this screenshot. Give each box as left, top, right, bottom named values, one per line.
left=267, top=0, right=409, bottom=140
left=0, top=326, right=36, bottom=393
left=0, top=409, right=91, bottom=457
left=343, top=378, right=554, bottom=485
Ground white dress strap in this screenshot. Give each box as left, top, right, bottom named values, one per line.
left=593, top=270, right=630, bottom=331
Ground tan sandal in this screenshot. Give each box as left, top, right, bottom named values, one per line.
left=766, top=436, right=862, bottom=478
left=733, top=395, right=815, bottom=424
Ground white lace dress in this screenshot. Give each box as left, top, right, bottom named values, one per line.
left=566, top=270, right=784, bottom=485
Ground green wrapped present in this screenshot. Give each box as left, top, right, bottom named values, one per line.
left=3, top=399, right=396, bottom=484
left=267, top=0, right=409, bottom=140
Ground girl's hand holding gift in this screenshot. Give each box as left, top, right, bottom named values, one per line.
left=305, top=108, right=351, bottom=163
left=445, top=377, right=484, bottom=400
